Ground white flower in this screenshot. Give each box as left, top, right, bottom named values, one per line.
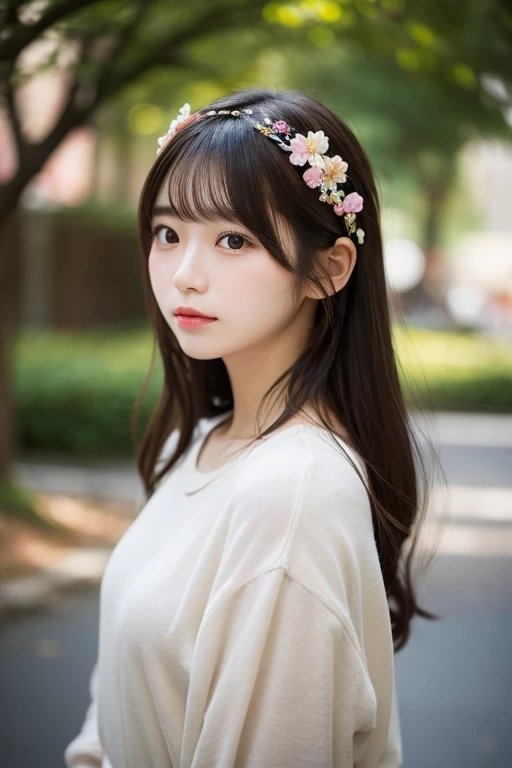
left=168, top=103, right=191, bottom=135
left=156, top=103, right=191, bottom=155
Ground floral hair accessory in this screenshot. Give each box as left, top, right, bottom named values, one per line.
left=156, top=103, right=204, bottom=155
left=254, top=119, right=365, bottom=244
left=156, top=103, right=365, bottom=245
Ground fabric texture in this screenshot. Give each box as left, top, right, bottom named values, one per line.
left=64, top=412, right=403, bottom=768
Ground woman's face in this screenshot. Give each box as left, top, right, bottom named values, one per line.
left=148, top=183, right=315, bottom=361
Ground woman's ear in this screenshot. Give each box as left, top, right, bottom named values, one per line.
left=305, top=236, right=358, bottom=300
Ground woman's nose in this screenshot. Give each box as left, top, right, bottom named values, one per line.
left=172, top=241, right=208, bottom=291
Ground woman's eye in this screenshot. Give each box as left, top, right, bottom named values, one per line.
left=218, top=232, right=250, bottom=253
left=153, top=225, right=178, bottom=245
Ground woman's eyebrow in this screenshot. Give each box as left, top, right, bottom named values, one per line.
left=150, top=207, right=249, bottom=230
left=151, top=205, right=175, bottom=220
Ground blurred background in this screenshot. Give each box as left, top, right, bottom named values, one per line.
left=0, top=1, right=511, bottom=766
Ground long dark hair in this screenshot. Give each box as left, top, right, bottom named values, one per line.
left=134, top=87, right=446, bottom=652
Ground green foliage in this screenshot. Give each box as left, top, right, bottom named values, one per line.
left=281, top=32, right=510, bottom=248
left=394, top=325, right=512, bottom=412
left=14, top=328, right=163, bottom=457
left=0, top=479, right=36, bottom=518
left=13, top=326, right=512, bottom=460
left=260, top=0, right=512, bottom=109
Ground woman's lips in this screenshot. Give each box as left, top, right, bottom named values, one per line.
left=176, top=314, right=217, bottom=328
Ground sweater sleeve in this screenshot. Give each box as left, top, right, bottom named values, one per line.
left=181, top=567, right=377, bottom=768
left=64, top=659, right=104, bottom=768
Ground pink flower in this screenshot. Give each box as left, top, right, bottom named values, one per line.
left=273, top=120, right=290, bottom=134
left=289, top=130, right=329, bottom=167
left=333, top=204, right=345, bottom=216
left=303, top=166, right=324, bottom=188
left=341, top=192, right=364, bottom=213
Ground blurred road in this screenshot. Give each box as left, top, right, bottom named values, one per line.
left=1, top=412, right=511, bottom=768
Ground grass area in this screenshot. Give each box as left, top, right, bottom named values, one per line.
left=394, top=326, right=512, bottom=412
left=12, top=324, right=512, bottom=461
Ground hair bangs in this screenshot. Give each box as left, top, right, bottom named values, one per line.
left=161, top=126, right=236, bottom=223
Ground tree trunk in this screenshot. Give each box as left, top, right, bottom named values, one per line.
left=0, top=207, right=22, bottom=483
left=421, top=167, right=453, bottom=301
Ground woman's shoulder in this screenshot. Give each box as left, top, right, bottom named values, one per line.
left=224, top=423, right=374, bottom=567
left=234, top=421, right=369, bottom=508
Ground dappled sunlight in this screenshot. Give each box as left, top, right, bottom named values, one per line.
left=0, top=513, right=75, bottom=582
left=36, top=493, right=135, bottom=539
left=0, top=493, right=134, bottom=584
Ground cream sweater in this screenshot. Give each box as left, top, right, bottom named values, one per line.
left=64, top=412, right=403, bottom=768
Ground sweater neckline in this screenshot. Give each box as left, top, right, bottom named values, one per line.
left=181, top=411, right=365, bottom=495
left=182, top=411, right=291, bottom=495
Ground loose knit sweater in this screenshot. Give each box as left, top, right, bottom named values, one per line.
left=64, top=411, right=403, bottom=768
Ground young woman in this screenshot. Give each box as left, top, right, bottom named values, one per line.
left=64, top=87, right=442, bottom=768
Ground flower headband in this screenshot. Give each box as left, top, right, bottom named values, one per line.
left=156, top=102, right=365, bottom=245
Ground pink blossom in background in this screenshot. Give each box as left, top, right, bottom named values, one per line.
left=0, top=117, right=17, bottom=181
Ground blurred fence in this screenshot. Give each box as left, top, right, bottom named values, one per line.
left=11, top=208, right=145, bottom=329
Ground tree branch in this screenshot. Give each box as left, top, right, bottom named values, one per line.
left=4, top=63, right=24, bottom=152
left=96, top=0, right=268, bottom=101
left=4, top=0, right=20, bottom=25
left=93, top=1, right=152, bottom=93
left=0, top=0, right=272, bottom=225
left=0, top=0, right=105, bottom=62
